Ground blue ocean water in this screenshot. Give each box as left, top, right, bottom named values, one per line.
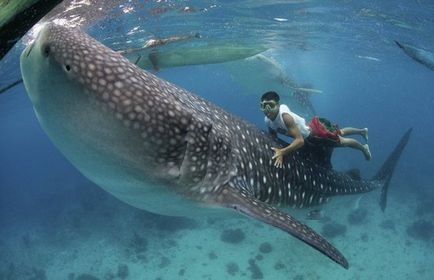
left=1, top=1, right=434, bottom=279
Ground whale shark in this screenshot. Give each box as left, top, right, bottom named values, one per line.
left=123, top=45, right=319, bottom=118
left=20, top=23, right=411, bottom=269
left=395, top=41, right=434, bottom=71
left=122, top=43, right=317, bottom=117
left=121, top=42, right=267, bottom=70
left=225, top=53, right=319, bottom=118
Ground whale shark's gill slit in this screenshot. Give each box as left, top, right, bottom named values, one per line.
left=213, top=184, right=349, bottom=269
left=178, top=117, right=213, bottom=186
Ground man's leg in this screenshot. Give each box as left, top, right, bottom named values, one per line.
left=338, top=136, right=371, bottom=160
left=340, top=127, right=368, bottom=141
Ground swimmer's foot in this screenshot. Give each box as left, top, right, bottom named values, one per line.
left=363, top=144, right=371, bottom=161
left=362, top=128, right=369, bottom=142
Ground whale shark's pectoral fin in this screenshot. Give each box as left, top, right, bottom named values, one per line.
left=212, top=184, right=349, bottom=269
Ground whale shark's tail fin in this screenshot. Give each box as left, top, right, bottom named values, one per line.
left=372, top=128, right=412, bottom=212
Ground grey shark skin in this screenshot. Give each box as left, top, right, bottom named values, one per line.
left=21, top=23, right=411, bottom=269
left=395, top=41, right=434, bottom=71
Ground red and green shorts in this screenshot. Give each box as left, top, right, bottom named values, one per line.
left=308, top=116, right=341, bottom=142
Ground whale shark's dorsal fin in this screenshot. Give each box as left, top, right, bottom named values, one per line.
left=206, top=183, right=349, bottom=269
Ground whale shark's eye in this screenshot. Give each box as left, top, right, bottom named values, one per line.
left=65, top=65, right=71, bottom=71
left=42, top=44, right=50, bottom=57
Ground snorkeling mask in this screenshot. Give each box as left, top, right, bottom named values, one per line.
left=260, top=100, right=278, bottom=113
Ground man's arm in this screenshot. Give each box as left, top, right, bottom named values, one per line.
left=280, top=113, right=305, bottom=155
left=270, top=113, right=305, bottom=168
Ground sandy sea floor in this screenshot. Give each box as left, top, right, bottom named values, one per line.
left=0, top=180, right=433, bottom=280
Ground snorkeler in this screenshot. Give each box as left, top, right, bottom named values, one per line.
left=260, top=91, right=370, bottom=168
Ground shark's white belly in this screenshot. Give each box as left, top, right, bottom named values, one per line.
left=25, top=70, right=204, bottom=217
